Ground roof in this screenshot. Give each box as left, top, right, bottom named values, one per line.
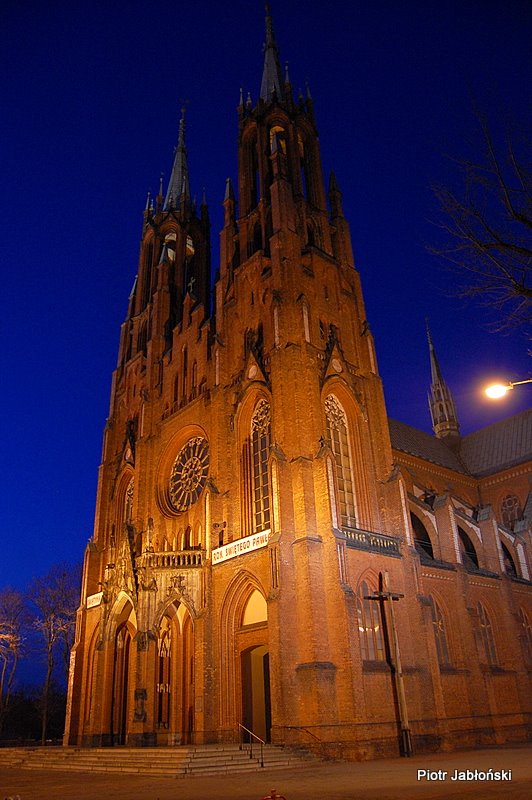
left=459, top=409, right=532, bottom=476
left=389, top=409, right=532, bottom=477
left=388, top=419, right=467, bottom=473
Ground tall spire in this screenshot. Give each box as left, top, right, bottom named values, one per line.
left=164, top=107, right=190, bottom=210
left=426, top=321, right=460, bottom=444
left=260, top=3, right=284, bottom=102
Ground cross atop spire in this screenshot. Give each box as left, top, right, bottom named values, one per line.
left=164, top=106, right=190, bottom=210
left=260, top=2, right=284, bottom=102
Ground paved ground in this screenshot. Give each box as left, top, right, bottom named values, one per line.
left=1, top=744, right=531, bottom=800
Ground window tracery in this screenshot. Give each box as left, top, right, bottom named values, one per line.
left=477, top=602, right=497, bottom=665
left=501, top=494, right=522, bottom=530
left=250, top=400, right=271, bottom=533
left=325, top=395, right=356, bottom=528
left=124, top=477, right=134, bottom=525
left=357, top=579, right=385, bottom=661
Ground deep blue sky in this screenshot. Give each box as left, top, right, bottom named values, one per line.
left=2, top=0, right=531, bottom=592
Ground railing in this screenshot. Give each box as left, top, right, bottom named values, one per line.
left=141, top=550, right=203, bottom=569
left=238, top=723, right=264, bottom=768
left=343, top=527, right=401, bottom=557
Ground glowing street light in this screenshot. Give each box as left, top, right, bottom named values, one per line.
left=485, top=378, right=532, bottom=399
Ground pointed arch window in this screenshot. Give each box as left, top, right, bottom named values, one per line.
left=517, top=608, right=532, bottom=663
left=458, top=526, right=479, bottom=570
left=357, top=579, right=385, bottom=662
left=269, top=126, right=287, bottom=154
left=477, top=602, right=497, bottom=665
left=250, top=221, right=262, bottom=257
left=124, top=477, right=134, bottom=525
left=325, top=395, right=356, bottom=528
left=501, top=541, right=518, bottom=577
left=430, top=597, right=451, bottom=666
left=162, top=231, right=177, bottom=262
left=191, top=361, right=198, bottom=398
left=410, top=512, right=434, bottom=561
left=141, top=242, right=154, bottom=308
left=250, top=400, right=271, bottom=534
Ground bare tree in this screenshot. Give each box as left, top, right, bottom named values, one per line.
left=28, top=564, right=80, bottom=744
left=431, top=115, right=532, bottom=333
left=0, top=587, right=26, bottom=734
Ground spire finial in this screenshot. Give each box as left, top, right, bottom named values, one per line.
left=260, top=2, right=284, bottom=103
left=164, top=104, right=191, bottom=210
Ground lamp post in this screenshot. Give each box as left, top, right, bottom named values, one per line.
left=485, top=377, right=532, bottom=399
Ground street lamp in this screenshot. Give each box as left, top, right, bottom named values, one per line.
left=485, top=378, right=532, bottom=399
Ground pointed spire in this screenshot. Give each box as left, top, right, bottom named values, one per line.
left=426, top=321, right=460, bottom=443
left=164, top=106, right=190, bottom=210
left=260, top=3, right=284, bottom=102
left=426, top=319, right=444, bottom=385
left=144, top=190, right=151, bottom=212
left=224, top=176, right=235, bottom=202
left=329, top=171, right=344, bottom=217
left=239, top=86, right=244, bottom=107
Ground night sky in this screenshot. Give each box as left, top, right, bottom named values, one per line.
left=2, top=0, right=531, bottom=594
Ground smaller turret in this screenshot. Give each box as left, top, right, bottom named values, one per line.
left=426, top=322, right=460, bottom=445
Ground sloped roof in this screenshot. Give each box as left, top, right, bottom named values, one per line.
left=389, top=409, right=532, bottom=477
left=459, top=409, right=532, bottom=476
left=388, top=419, right=467, bottom=473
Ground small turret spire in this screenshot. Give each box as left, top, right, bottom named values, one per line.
left=260, top=3, right=284, bottom=102
left=224, top=176, right=235, bottom=202
left=164, top=106, right=190, bottom=210
left=426, top=321, right=460, bottom=444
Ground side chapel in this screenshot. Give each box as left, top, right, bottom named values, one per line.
left=65, top=6, right=532, bottom=759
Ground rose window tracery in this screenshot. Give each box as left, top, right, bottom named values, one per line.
left=169, top=437, right=209, bottom=512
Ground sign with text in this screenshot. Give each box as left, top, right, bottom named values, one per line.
left=212, top=531, right=269, bottom=565
left=86, top=591, right=104, bottom=609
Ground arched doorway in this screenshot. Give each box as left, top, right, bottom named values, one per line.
left=241, top=644, right=271, bottom=742
left=238, top=588, right=270, bottom=742
left=111, top=623, right=132, bottom=745
left=155, top=602, right=195, bottom=745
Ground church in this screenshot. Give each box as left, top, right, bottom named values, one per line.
left=64, top=7, right=532, bottom=759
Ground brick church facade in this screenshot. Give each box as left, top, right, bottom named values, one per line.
left=65, top=8, right=532, bottom=759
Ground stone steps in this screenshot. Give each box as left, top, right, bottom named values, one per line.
left=0, top=744, right=319, bottom=777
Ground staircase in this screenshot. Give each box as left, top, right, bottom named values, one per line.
left=0, top=744, right=320, bottom=777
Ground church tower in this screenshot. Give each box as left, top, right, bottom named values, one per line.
left=65, top=5, right=531, bottom=760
